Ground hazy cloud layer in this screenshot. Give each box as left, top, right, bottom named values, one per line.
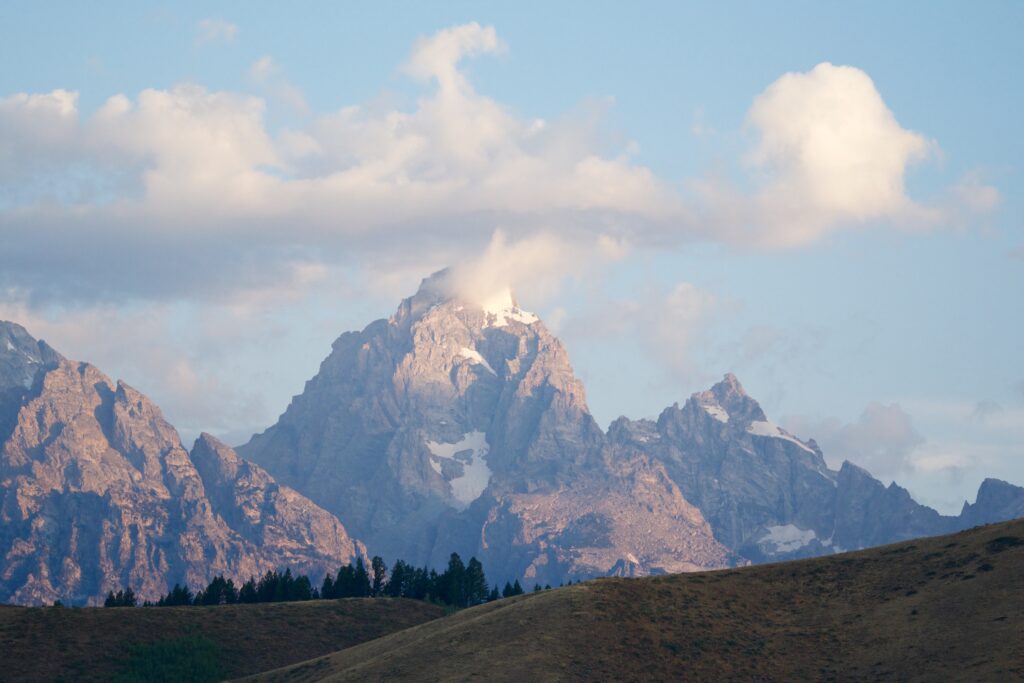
left=785, top=398, right=1024, bottom=509
left=0, top=25, right=990, bottom=313
left=785, top=402, right=925, bottom=481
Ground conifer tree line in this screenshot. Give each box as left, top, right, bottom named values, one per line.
left=104, top=552, right=562, bottom=609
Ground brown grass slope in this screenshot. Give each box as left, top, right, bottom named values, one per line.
left=0, top=597, right=442, bottom=682
left=246, top=518, right=1024, bottom=682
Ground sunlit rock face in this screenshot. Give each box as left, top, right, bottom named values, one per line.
left=0, top=321, right=363, bottom=606
left=240, top=271, right=1024, bottom=583
left=240, top=271, right=734, bottom=584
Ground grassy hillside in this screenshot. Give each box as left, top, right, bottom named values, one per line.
left=245, top=518, right=1024, bottom=682
left=0, top=597, right=442, bottom=682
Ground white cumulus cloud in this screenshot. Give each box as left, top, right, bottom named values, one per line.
left=694, top=62, right=944, bottom=247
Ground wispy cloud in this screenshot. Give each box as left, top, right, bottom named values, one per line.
left=248, top=55, right=308, bottom=115
left=196, top=18, right=238, bottom=45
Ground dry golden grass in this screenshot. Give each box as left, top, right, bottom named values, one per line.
left=245, top=519, right=1024, bottom=682
left=0, top=597, right=442, bottom=682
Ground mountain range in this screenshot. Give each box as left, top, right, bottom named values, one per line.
left=1, top=269, right=1022, bottom=603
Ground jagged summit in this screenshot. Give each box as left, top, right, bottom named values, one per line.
left=686, top=372, right=768, bottom=428
left=240, top=274, right=731, bottom=582
left=0, top=323, right=363, bottom=605
left=4, top=271, right=1023, bottom=600
left=399, top=268, right=538, bottom=329
left=0, top=320, right=63, bottom=389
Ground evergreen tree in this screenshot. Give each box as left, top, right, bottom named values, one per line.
left=321, top=573, right=335, bottom=600
left=533, top=584, right=542, bottom=593
left=198, top=575, right=238, bottom=605
left=411, top=566, right=430, bottom=600
left=501, top=581, right=514, bottom=599
left=385, top=560, right=408, bottom=597
left=291, top=574, right=314, bottom=601
left=426, top=569, right=440, bottom=603
left=371, top=556, right=387, bottom=596
left=353, top=558, right=371, bottom=597
left=239, top=577, right=258, bottom=603
left=440, top=552, right=466, bottom=607
left=464, top=558, right=489, bottom=607
left=487, top=586, right=500, bottom=602
left=158, top=583, right=194, bottom=606
left=511, top=580, right=524, bottom=596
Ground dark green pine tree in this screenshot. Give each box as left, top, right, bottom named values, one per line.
left=371, top=556, right=387, bottom=597
left=511, top=580, right=524, bottom=596
left=321, top=573, right=335, bottom=600
left=353, top=558, right=371, bottom=598
left=464, top=558, right=489, bottom=607
left=487, top=586, right=500, bottom=602
left=441, top=553, right=467, bottom=607
left=291, top=574, right=314, bottom=601
left=385, top=560, right=408, bottom=598
left=239, top=577, right=258, bottom=603
left=335, top=564, right=356, bottom=597
left=426, top=569, right=440, bottom=603
left=501, top=581, right=514, bottom=599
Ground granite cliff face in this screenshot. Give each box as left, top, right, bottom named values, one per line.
left=611, top=374, right=1021, bottom=562
left=4, top=271, right=1022, bottom=599
left=958, top=478, right=1024, bottom=527
left=240, top=271, right=734, bottom=584
left=0, top=322, right=362, bottom=606
left=241, top=272, right=1024, bottom=582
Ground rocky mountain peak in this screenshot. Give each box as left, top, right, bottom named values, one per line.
left=0, top=325, right=364, bottom=605
left=0, top=321, right=63, bottom=393
left=702, top=373, right=767, bottom=426
left=395, top=268, right=537, bottom=332
left=959, top=478, right=1024, bottom=527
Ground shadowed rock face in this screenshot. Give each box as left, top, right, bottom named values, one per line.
left=959, top=478, right=1024, bottom=527
left=610, top=374, right=1022, bottom=562
left=240, top=271, right=734, bottom=583
left=0, top=322, right=363, bottom=606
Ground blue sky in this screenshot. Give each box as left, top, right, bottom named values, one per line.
left=1, top=2, right=1021, bottom=511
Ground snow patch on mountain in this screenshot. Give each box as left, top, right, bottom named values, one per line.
left=760, top=524, right=818, bottom=552
left=426, top=430, right=492, bottom=508
left=4, top=340, right=14, bottom=352
left=702, top=403, right=730, bottom=423
left=480, top=287, right=539, bottom=328
left=459, top=347, right=496, bottom=375
left=747, top=420, right=816, bottom=454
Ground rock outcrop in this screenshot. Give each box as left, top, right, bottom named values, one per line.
left=241, top=271, right=734, bottom=584
left=0, top=322, right=363, bottom=606
left=612, top=373, right=1021, bottom=562
left=241, top=272, right=1024, bottom=580
left=4, top=268, right=1022, bottom=598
